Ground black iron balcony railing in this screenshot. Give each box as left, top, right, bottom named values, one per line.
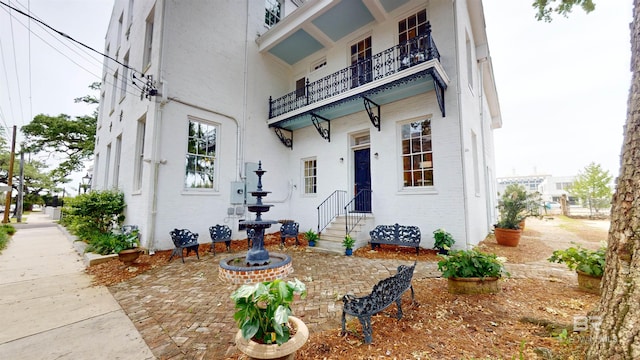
left=269, top=28, right=440, bottom=119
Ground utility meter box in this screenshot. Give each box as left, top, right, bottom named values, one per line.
left=244, top=162, right=259, bottom=205
left=230, top=181, right=245, bottom=204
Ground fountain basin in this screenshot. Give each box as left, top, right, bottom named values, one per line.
left=219, top=253, right=293, bottom=284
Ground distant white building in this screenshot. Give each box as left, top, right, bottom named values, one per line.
left=93, top=0, right=503, bottom=251
left=497, top=174, right=577, bottom=205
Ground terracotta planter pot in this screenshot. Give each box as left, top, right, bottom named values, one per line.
left=447, top=277, right=501, bottom=294
left=518, top=220, right=526, bottom=231
left=235, top=316, right=309, bottom=360
left=494, top=227, right=522, bottom=247
left=577, top=271, right=602, bottom=295
left=118, top=248, right=142, bottom=265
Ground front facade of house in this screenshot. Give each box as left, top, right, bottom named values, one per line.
left=94, top=0, right=502, bottom=251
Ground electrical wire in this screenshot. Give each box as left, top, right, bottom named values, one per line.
left=7, top=0, right=25, bottom=126
left=0, top=37, right=16, bottom=132
left=0, top=0, right=140, bottom=74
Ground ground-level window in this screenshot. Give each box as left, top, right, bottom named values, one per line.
left=303, top=158, right=317, bottom=194
left=185, top=118, right=217, bottom=189
left=401, top=118, right=433, bottom=187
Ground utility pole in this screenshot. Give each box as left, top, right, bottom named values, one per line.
left=3, top=126, right=16, bottom=224
left=16, top=151, right=24, bottom=223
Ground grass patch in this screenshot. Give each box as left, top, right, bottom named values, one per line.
left=557, top=216, right=608, bottom=243
left=0, top=229, right=9, bottom=253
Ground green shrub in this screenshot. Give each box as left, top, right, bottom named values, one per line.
left=61, top=190, right=126, bottom=241
left=437, top=249, right=508, bottom=279
left=85, top=230, right=139, bottom=255
left=1, top=224, right=16, bottom=235
left=0, top=230, right=8, bottom=253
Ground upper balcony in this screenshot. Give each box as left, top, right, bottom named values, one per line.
left=266, top=29, right=449, bottom=147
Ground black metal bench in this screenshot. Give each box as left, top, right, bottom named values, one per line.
left=169, top=228, right=200, bottom=263
left=341, top=262, right=416, bottom=344
left=209, top=224, right=250, bottom=255
left=370, top=223, right=422, bottom=254
left=280, top=222, right=299, bottom=246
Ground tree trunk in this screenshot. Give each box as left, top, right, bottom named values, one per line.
left=586, top=0, right=640, bottom=358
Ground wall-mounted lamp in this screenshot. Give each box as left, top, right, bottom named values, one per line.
left=374, top=152, right=379, bottom=158
left=339, top=157, right=344, bottom=163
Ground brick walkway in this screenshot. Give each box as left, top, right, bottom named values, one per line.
left=109, top=249, right=443, bottom=359
left=109, top=246, right=574, bottom=360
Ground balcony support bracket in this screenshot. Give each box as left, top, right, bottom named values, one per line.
left=311, top=112, right=330, bottom=142
left=363, top=97, right=381, bottom=131
left=428, top=68, right=447, bottom=117
left=273, top=127, right=293, bottom=149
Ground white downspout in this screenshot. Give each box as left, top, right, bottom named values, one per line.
left=452, top=0, right=471, bottom=249
left=478, top=57, right=493, bottom=232
left=147, top=0, right=167, bottom=253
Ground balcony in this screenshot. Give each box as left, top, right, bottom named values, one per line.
left=267, top=30, right=449, bottom=147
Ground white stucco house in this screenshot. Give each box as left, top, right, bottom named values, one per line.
left=94, top=0, right=502, bottom=252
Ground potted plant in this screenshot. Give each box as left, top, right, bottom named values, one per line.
left=437, top=249, right=508, bottom=294
left=433, top=228, right=455, bottom=255
left=494, top=184, right=539, bottom=247
left=230, top=278, right=309, bottom=359
left=342, top=234, right=355, bottom=256
left=548, top=245, right=606, bottom=294
left=304, top=229, right=318, bottom=247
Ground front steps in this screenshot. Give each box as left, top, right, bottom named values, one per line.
left=314, top=215, right=372, bottom=254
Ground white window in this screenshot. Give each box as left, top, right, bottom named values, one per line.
left=185, top=118, right=218, bottom=189
left=143, top=8, right=154, bottom=70
left=114, top=135, right=122, bottom=188
left=117, top=12, right=123, bottom=51
left=303, top=158, right=317, bottom=194
left=472, top=131, right=480, bottom=195
left=134, top=116, right=146, bottom=191
left=110, top=70, right=118, bottom=114
left=126, top=0, right=134, bottom=39
left=104, top=143, right=112, bottom=188
left=401, top=118, right=433, bottom=187
left=120, top=52, right=129, bottom=100
left=265, top=0, right=282, bottom=27
left=466, top=31, right=473, bottom=90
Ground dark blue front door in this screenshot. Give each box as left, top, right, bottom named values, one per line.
left=354, top=148, right=371, bottom=212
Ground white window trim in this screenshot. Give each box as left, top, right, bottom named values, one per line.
left=183, top=116, right=220, bottom=192
left=301, top=157, right=317, bottom=196
left=396, top=115, right=438, bottom=194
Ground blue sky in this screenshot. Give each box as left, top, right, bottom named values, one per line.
left=0, top=0, right=633, bottom=190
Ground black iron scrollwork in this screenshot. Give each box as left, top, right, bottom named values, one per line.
left=311, top=113, right=330, bottom=142
left=273, top=127, right=293, bottom=149
left=363, top=97, right=381, bottom=131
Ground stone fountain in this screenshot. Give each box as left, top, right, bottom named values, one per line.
left=219, top=161, right=293, bottom=284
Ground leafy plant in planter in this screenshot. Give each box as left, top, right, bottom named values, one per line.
left=438, top=249, right=508, bottom=279
left=231, top=278, right=307, bottom=345
left=548, top=245, right=606, bottom=277
left=433, top=228, right=455, bottom=254
left=304, top=229, right=318, bottom=247
left=548, top=245, right=606, bottom=294
left=438, top=249, right=508, bottom=294
left=494, top=184, right=540, bottom=246
left=342, top=234, right=355, bottom=256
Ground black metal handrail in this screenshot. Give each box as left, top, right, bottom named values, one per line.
left=269, top=24, right=440, bottom=119
left=317, top=190, right=347, bottom=234
left=344, top=189, right=372, bottom=235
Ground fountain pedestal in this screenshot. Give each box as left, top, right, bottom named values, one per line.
left=219, top=161, right=293, bottom=284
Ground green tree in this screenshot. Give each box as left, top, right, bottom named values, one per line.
left=569, top=162, right=613, bottom=216
left=20, top=82, right=98, bottom=180
left=532, top=1, right=640, bottom=358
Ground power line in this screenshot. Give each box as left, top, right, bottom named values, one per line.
left=7, top=1, right=25, bottom=126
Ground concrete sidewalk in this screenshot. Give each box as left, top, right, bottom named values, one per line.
left=0, top=211, right=154, bottom=359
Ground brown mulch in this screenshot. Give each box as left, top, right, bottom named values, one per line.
left=87, top=219, right=605, bottom=359
left=294, top=278, right=596, bottom=360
